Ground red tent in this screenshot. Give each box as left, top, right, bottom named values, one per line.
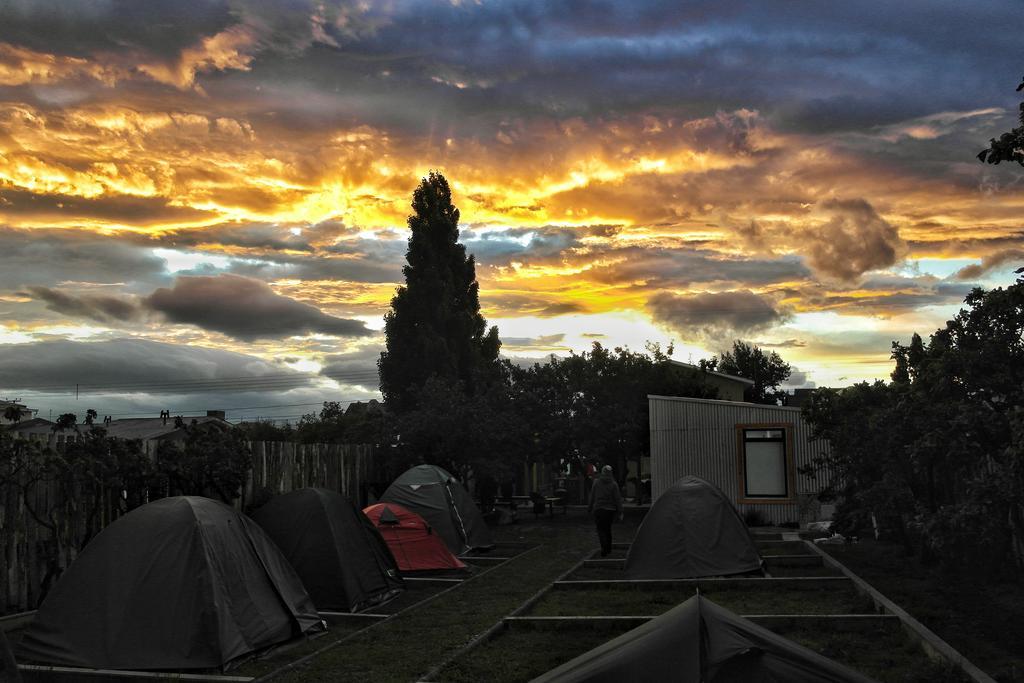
left=363, top=503, right=467, bottom=572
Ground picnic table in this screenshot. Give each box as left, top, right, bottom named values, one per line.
left=477, top=495, right=567, bottom=518
left=508, top=495, right=567, bottom=518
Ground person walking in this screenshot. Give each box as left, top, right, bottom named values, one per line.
left=588, top=465, right=623, bottom=557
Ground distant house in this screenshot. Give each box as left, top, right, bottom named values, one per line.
left=668, top=360, right=753, bottom=402
left=1, top=400, right=38, bottom=426
left=8, top=411, right=232, bottom=456
left=648, top=395, right=832, bottom=526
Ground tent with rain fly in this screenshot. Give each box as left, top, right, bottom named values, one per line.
left=18, top=496, right=323, bottom=671
left=379, top=464, right=493, bottom=554
left=625, top=475, right=762, bottom=579
left=364, top=502, right=468, bottom=572
left=530, top=593, right=877, bottom=683
left=251, top=488, right=404, bottom=612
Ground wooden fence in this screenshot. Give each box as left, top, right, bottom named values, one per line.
left=0, top=440, right=375, bottom=615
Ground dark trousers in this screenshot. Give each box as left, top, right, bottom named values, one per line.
left=594, top=509, right=616, bottom=557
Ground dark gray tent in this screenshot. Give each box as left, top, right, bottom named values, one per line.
left=380, top=464, right=493, bottom=554
left=625, top=476, right=762, bottom=579
left=251, top=488, right=404, bottom=612
left=18, top=496, right=323, bottom=671
left=531, top=594, right=877, bottom=682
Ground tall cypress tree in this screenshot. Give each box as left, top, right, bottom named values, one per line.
left=378, top=172, right=501, bottom=410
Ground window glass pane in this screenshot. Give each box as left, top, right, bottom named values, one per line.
left=745, top=429, right=783, bottom=440
left=745, top=441, right=786, bottom=496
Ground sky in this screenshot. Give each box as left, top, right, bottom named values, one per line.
left=1, top=0, right=1022, bottom=421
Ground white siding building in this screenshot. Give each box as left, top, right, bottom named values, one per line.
left=648, top=395, right=833, bottom=526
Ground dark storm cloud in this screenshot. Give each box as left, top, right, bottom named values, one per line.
left=794, top=276, right=974, bottom=315
left=0, top=1, right=232, bottom=58
left=226, top=247, right=403, bottom=284
left=318, top=346, right=383, bottom=390
left=280, top=2, right=1013, bottom=136
left=0, top=186, right=214, bottom=224
left=22, top=286, right=140, bottom=323
left=647, top=289, right=790, bottom=343
left=0, top=227, right=166, bottom=290
left=805, top=199, right=905, bottom=281
left=781, top=367, right=814, bottom=389
left=588, top=246, right=811, bottom=290
left=4, top=0, right=1007, bottom=141
left=152, top=222, right=318, bottom=252
left=954, top=250, right=1024, bottom=280
left=144, top=274, right=372, bottom=340
left=462, top=226, right=587, bottom=267
left=0, top=337, right=310, bottom=391
left=481, top=294, right=587, bottom=317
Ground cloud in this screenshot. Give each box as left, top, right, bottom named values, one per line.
left=954, top=249, right=1024, bottom=280
left=804, top=199, right=905, bottom=281
left=463, top=226, right=585, bottom=267
left=22, top=286, right=140, bottom=323
left=647, top=289, right=790, bottom=344
left=588, top=246, right=811, bottom=290
left=482, top=294, right=587, bottom=318
left=0, top=185, right=214, bottom=225
left=758, top=338, right=807, bottom=348
left=781, top=367, right=815, bottom=389
left=501, top=333, right=567, bottom=348
left=791, top=275, right=973, bottom=316
left=318, top=345, right=384, bottom=390
left=144, top=274, right=372, bottom=340
left=0, top=338, right=310, bottom=392
left=0, top=227, right=166, bottom=290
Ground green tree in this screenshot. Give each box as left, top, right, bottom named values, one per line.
left=293, top=400, right=392, bottom=445
left=509, top=343, right=716, bottom=483
left=52, top=413, right=78, bottom=432
left=708, top=341, right=791, bottom=404
left=5, top=421, right=152, bottom=597
left=392, top=373, right=527, bottom=483
left=378, top=172, right=501, bottom=410
left=2, top=404, right=23, bottom=425
left=978, top=76, right=1024, bottom=166
left=804, top=274, right=1024, bottom=575
left=153, top=423, right=252, bottom=503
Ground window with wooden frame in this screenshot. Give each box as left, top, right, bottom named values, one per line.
left=736, top=423, right=794, bottom=503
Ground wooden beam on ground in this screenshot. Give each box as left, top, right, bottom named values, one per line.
left=503, top=613, right=901, bottom=632
left=582, top=558, right=625, bottom=569
left=0, top=611, right=35, bottom=633
left=553, top=576, right=852, bottom=591
left=806, top=541, right=996, bottom=683
left=401, top=577, right=465, bottom=585
left=17, top=665, right=253, bottom=682
left=459, top=556, right=512, bottom=564
left=416, top=548, right=592, bottom=683
left=763, top=554, right=824, bottom=567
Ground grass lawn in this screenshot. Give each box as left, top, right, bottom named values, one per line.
left=567, top=562, right=842, bottom=579
left=7, top=516, right=996, bottom=682
left=765, top=563, right=844, bottom=577
left=528, top=584, right=872, bottom=616
left=439, top=626, right=633, bottom=683
left=439, top=620, right=966, bottom=683
left=823, top=539, right=1024, bottom=682
left=757, top=540, right=811, bottom=555
left=273, top=510, right=643, bottom=682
